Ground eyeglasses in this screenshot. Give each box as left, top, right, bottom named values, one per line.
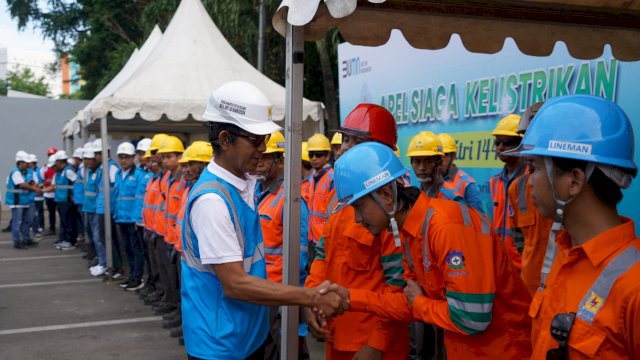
left=228, top=130, right=270, bottom=147
left=308, top=151, right=329, bottom=159
left=494, top=138, right=521, bottom=147
left=342, top=134, right=367, bottom=145
left=546, top=312, right=576, bottom=360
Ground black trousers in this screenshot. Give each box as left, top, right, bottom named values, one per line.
left=156, top=239, right=180, bottom=305
left=45, top=197, right=57, bottom=231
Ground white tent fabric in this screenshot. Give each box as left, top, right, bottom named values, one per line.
left=61, top=25, right=163, bottom=137
left=89, top=0, right=324, bottom=124
left=273, top=0, right=640, bottom=61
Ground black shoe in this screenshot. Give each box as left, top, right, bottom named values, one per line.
left=144, top=296, right=161, bottom=305
left=137, top=285, right=155, bottom=297
left=162, top=316, right=182, bottom=329
left=118, top=279, right=131, bottom=288
left=26, top=240, right=38, bottom=247
left=162, top=309, right=180, bottom=321
left=154, top=303, right=178, bottom=315
left=87, top=258, right=98, bottom=268
left=169, top=325, right=182, bottom=338
left=125, top=279, right=145, bottom=292
left=13, top=244, right=24, bottom=249
left=2, top=225, right=11, bottom=232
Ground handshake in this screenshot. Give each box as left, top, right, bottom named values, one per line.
left=304, top=281, right=349, bottom=339
left=307, top=280, right=350, bottom=318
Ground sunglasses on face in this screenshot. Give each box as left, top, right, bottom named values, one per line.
left=546, top=312, right=576, bottom=360
left=228, top=130, right=270, bottom=147
left=308, top=151, right=329, bottom=159
left=494, top=138, right=521, bottom=147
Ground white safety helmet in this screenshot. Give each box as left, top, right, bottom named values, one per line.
left=136, top=138, right=152, bottom=152
left=29, top=154, right=38, bottom=163
left=47, top=154, right=56, bottom=166
left=201, top=80, right=281, bottom=135
left=93, top=139, right=109, bottom=152
left=117, top=142, right=136, bottom=156
left=67, top=158, right=76, bottom=166
left=72, top=147, right=84, bottom=159
left=83, top=144, right=96, bottom=159
left=15, top=150, right=30, bottom=163
left=55, top=150, right=68, bottom=161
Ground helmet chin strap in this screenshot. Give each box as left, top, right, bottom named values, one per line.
left=370, top=180, right=402, bottom=247
left=541, top=157, right=595, bottom=281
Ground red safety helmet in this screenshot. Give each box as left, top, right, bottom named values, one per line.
left=47, top=147, right=58, bottom=156
left=338, top=104, right=397, bottom=150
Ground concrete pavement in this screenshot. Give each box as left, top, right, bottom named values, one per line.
left=0, top=208, right=325, bottom=359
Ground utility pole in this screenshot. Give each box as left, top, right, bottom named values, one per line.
left=257, top=0, right=265, bottom=73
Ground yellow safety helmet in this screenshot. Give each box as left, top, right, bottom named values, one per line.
left=306, top=133, right=331, bottom=152
left=492, top=114, right=523, bottom=138
left=407, top=131, right=444, bottom=157
left=264, top=131, right=285, bottom=154
left=393, top=144, right=401, bottom=158
left=330, top=132, right=342, bottom=145
left=180, top=141, right=212, bottom=163
left=301, top=142, right=310, bottom=162
left=143, top=150, right=152, bottom=159
left=438, top=133, right=457, bottom=154
left=157, top=135, right=185, bottom=154
left=149, top=133, right=169, bottom=151
left=179, top=146, right=192, bottom=163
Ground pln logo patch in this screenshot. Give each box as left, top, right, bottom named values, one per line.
left=584, top=291, right=605, bottom=314
left=446, top=250, right=465, bottom=271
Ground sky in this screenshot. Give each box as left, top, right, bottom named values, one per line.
left=0, top=1, right=54, bottom=54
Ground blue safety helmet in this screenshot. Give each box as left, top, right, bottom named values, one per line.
left=334, top=142, right=408, bottom=211
left=507, top=95, right=636, bottom=171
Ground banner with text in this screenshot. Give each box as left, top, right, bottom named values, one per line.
left=338, top=30, right=640, bottom=222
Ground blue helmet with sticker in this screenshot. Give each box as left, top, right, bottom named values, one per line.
left=514, top=95, right=636, bottom=170
left=334, top=142, right=408, bottom=211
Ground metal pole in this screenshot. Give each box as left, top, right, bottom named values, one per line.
left=81, top=123, right=89, bottom=144
left=100, top=116, right=113, bottom=278
left=257, top=0, right=265, bottom=73
left=281, top=23, right=304, bottom=360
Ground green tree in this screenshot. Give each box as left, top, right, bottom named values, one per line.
left=0, top=66, right=49, bottom=96
left=5, top=0, right=341, bottom=129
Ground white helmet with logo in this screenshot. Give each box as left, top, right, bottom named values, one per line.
left=55, top=150, right=68, bottom=161
left=117, top=142, right=136, bottom=156
left=136, top=138, right=152, bottom=152
left=201, top=80, right=281, bottom=135
left=93, top=139, right=109, bottom=152
left=15, top=150, right=30, bottom=162
left=72, top=147, right=84, bottom=159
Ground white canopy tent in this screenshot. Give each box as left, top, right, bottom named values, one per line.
left=61, top=25, right=163, bottom=140
left=82, top=0, right=323, bottom=137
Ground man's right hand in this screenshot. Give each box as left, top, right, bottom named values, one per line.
left=309, top=280, right=349, bottom=318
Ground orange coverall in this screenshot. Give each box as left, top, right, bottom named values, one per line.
left=349, top=193, right=532, bottom=359
left=529, top=218, right=640, bottom=359
left=305, top=191, right=409, bottom=359
left=507, top=173, right=553, bottom=296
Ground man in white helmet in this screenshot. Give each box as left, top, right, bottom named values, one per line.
left=28, top=154, right=45, bottom=240
left=5, top=151, right=42, bottom=249
left=114, top=142, right=145, bottom=291
left=71, top=147, right=86, bottom=246
left=43, top=150, right=78, bottom=250
left=181, top=81, right=347, bottom=359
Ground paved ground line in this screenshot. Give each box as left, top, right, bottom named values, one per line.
left=0, top=279, right=99, bottom=289
left=0, top=254, right=82, bottom=262
left=0, top=316, right=162, bottom=336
